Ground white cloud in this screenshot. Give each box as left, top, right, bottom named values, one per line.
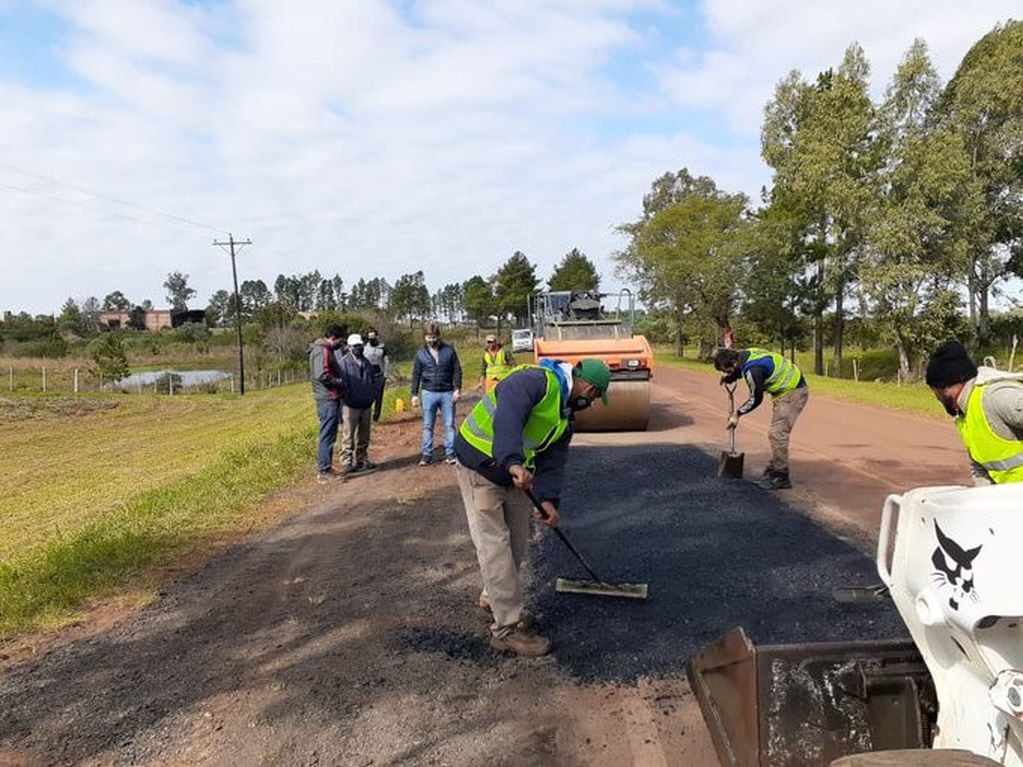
left=659, top=0, right=1022, bottom=133
left=0, top=0, right=1017, bottom=314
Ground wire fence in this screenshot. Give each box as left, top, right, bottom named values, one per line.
left=2, top=365, right=305, bottom=395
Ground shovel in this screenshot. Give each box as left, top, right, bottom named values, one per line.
left=717, top=383, right=745, bottom=479
left=524, top=488, right=648, bottom=600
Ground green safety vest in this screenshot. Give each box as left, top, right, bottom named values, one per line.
left=955, top=383, right=1023, bottom=484
left=745, top=348, right=802, bottom=396
left=460, top=364, right=568, bottom=469
left=483, top=348, right=513, bottom=381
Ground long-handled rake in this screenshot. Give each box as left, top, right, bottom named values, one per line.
left=525, top=488, right=648, bottom=600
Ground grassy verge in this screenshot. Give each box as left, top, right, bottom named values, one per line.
left=655, top=348, right=942, bottom=418
left=0, top=378, right=419, bottom=635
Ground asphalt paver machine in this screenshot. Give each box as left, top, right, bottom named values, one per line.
left=688, top=483, right=1023, bottom=766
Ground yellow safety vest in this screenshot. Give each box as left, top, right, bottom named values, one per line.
left=745, top=348, right=802, bottom=396
left=483, top=348, right=513, bottom=381
left=459, top=364, right=568, bottom=469
left=955, top=383, right=1023, bottom=484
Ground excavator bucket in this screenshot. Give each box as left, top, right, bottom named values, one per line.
left=534, top=335, right=653, bottom=431
left=686, top=628, right=935, bottom=767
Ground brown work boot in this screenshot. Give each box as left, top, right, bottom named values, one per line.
left=478, top=592, right=535, bottom=629
left=490, top=627, right=551, bottom=657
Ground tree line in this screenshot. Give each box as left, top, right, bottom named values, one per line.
left=615, top=21, right=1023, bottom=378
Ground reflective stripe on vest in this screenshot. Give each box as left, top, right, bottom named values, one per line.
left=746, top=348, right=802, bottom=396
left=483, top=349, right=513, bottom=381
left=955, top=383, right=1023, bottom=484
left=459, top=364, right=568, bottom=468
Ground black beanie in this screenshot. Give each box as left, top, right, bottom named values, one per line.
left=925, top=341, right=978, bottom=388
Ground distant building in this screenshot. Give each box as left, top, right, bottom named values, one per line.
left=98, top=308, right=204, bottom=332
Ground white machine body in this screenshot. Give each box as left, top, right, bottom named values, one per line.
left=877, top=484, right=1023, bottom=765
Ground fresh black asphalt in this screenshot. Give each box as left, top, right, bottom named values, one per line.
left=530, top=443, right=907, bottom=683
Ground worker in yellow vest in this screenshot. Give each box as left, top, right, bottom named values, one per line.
left=455, top=358, right=611, bottom=657
left=714, top=347, right=809, bottom=490
left=926, top=341, right=1023, bottom=485
left=479, top=334, right=515, bottom=393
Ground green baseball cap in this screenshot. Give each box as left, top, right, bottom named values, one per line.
left=576, top=359, right=611, bottom=404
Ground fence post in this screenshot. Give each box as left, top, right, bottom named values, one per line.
left=74, top=368, right=79, bottom=394
left=852, top=359, right=859, bottom=382
left=42, top=367, right=47, bottom=392
left=278, top=370, right=282, bottom=387
left=138, top=377, right=143, bottom=395
left=8, top=366, right=12, bottom=392
left=229, top=373, right=235, bottom=394
left=169, top=375, right=174, bottom=395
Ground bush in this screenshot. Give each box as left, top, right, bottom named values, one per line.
left=87, top=333, right=130, bottom=382
left=9, top=333, right=69, bottom=358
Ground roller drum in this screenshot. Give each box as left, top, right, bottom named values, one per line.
left=573, top=378, right=650, bottom=431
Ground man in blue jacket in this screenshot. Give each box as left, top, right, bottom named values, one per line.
left=336, top=333, right=379, bottom=475
left=411, top=323, right=463, bottom=465
left=455, top=357, right=611, bottom=656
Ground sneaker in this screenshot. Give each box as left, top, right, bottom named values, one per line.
left=445, top=455, right=457, bottom=465
left=418, top=456, right=432, bottom=466
left=489, top=627, right=551, bottom=657
left=353, top=460, right=379, bottom=475
left=317, top=470, right=341, bottom=484
left=338, top=464, right=353, bottom=477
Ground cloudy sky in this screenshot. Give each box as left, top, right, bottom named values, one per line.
left=1, top=0, right=1019, bottom=315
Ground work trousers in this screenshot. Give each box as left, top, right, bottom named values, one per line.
left=454, top=462, right=532, bottom=636
left=340, top=404, right=372, bottom=467
left=766, top=386, right=809, bottom=475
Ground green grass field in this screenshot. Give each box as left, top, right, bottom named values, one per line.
left=0, top=371, right=424, bottom=635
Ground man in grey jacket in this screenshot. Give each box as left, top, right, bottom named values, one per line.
left=309, top=323, right=347, bottom=483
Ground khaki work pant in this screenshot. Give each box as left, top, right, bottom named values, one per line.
left=454, top=462, right=532, bottom=636
left=766, top=386, right=809, bottom=475
left=340, top=405, right=372, bottom=467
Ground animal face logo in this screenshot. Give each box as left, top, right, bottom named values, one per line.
left=931, top=522, right=982, bottom=611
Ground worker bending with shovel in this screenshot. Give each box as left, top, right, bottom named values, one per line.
left=454, top=358, right=611, bottom=656
left=714, top=347, right=808, bottom=490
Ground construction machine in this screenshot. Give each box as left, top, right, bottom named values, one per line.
left=687, top=483, right=1023, bottom=766
left=529, top=289, right=653, bottom=431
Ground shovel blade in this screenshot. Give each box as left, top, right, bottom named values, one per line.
left=718, top=450, right=744, bottom=479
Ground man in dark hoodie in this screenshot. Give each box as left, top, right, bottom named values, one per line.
left=336, top=333, right=379, bottom=475
left=309, top=323, right=347, bottom=483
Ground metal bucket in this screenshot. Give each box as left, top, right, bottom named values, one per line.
left=686, top=627, right=935, bottom=767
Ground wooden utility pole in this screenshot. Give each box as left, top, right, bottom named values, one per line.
left=213, top=234, right=252, bottom=394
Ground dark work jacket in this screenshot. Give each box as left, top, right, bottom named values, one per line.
left=336, top=351, right=377, bottom=409
left=411, top=342, right=462, bottom=394
left=455, top=367, right=572, bottom=508
left=309, top=339, right=344, bottom=401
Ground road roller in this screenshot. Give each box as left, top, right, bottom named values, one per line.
left=530, top=289, right=653, bottom=431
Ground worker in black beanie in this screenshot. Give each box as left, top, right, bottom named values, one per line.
left=926, top=340, right=1023, bottom=485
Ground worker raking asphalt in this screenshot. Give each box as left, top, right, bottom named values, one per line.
left=529, top=443, right=908, bottom=683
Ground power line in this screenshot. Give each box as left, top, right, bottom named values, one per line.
left=0, top=161, right=219, bottom=232
left=0, top=181, right=157, bottom=226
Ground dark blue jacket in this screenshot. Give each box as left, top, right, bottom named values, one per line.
left=336, top=351, right=377, bottom=409
left=411, top=342, right=462, bottom=394
left=454, top=366, right=573, bottom=508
